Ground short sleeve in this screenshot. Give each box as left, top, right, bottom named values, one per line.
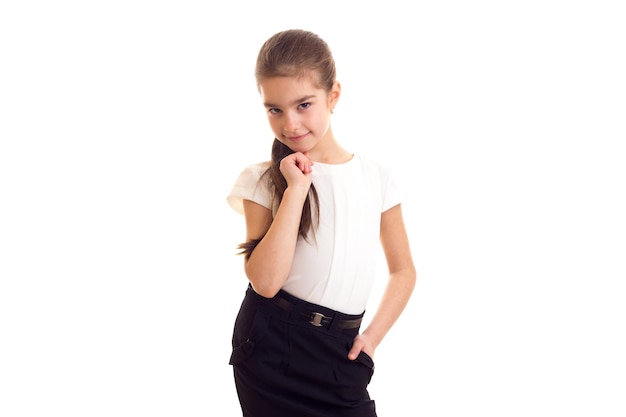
left=226, top=162, right=273, bottom=214
left=381, top=163, right=402, bottom=212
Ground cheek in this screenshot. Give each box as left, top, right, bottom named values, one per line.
left=315, top=112, right=331, bottom=129
left=267, top=118, right=283, bottom=134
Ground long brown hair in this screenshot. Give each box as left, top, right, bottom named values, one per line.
left=238, top=29, right=336, bottom=259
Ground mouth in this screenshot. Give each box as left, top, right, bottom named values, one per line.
left=284, top=132, right=309, bottom=141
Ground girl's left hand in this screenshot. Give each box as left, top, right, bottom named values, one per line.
left=348, top=334, right=375, bottom=360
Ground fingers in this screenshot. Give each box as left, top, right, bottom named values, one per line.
left=293, top=152, right=313, bottom=174
left=348, top=337, right=366, bottom=361
left=280, top=152, right=313, bottom=174
left=348, top=334, right=375, bottom=361
left=279, top=152, right=314, bottom=188
left=348, top=344, right=361, bottom=361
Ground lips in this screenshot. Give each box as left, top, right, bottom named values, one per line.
left=285, top=132, right=309, bottom=141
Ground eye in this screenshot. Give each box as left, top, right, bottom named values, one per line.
left=298, top=102, right=311, bottom=110
left=268, top=108, right=281, bottom=115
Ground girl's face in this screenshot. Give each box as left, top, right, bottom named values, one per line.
left=259, top=73, right=340, bottom=156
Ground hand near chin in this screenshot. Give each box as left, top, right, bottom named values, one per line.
left=280, top=151, right=314, bottom=190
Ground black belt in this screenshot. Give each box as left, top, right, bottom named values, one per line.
left=273, top=293, right=362, bottom=330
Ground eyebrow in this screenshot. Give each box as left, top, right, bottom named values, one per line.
left=263, top=94, right=316, bottom=108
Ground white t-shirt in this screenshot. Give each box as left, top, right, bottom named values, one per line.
left=227, top=154, right=401, bottom=314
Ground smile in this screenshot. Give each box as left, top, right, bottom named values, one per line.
left=285, top=132, right=309, bottom=141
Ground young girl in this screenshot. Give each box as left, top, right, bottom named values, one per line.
left=226, top=29, right=416, bottom=417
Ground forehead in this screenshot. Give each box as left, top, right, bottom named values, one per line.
left=259, top=74, right=325, bottom=105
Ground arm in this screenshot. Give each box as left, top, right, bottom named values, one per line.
left=348, top=203, right=417, bottom=360
left=242, top=152, right=313, bottom=298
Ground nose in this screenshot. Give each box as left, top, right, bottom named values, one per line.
left=283, top=111, right=300, bottom=132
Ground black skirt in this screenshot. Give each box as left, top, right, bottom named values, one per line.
left=229, top=285, right=377, bottom=417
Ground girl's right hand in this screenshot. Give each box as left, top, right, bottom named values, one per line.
left=280, top=152, right=313, bottom=190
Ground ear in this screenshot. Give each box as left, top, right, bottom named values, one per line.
left=329, top=81, right=341, bottom=108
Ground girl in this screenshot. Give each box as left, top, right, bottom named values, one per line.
left=227, top=29, right=416, bottom=417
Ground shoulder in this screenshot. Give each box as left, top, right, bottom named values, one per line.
left=230, top=161, right=272, bottom=190
left=227, top=161, right=272, bottom=214
left=353, top=154, right=402, bottom=210
left=353, top=154, right=393, bottom=179
left=238, top=161, right=271, bottom=179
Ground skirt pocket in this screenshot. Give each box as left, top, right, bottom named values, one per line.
left=229, top=310, right=270, bottom=366
left=333, top=346, right=376, bottom=404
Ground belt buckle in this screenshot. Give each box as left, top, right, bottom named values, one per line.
left=309, top=312, right=327, bottom=327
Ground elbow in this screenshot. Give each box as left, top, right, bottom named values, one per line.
left=253, top=285, right=281, bottom=299
left=395, top=265, right=417, bottom=292
left=407, top=266, right=417, bottom=288
left=248, top=279, right=283, bottom=298
left=245, top=268, right=286, bottom=298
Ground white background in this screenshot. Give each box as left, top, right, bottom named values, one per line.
left=1, top=1, right=625, bottom=416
